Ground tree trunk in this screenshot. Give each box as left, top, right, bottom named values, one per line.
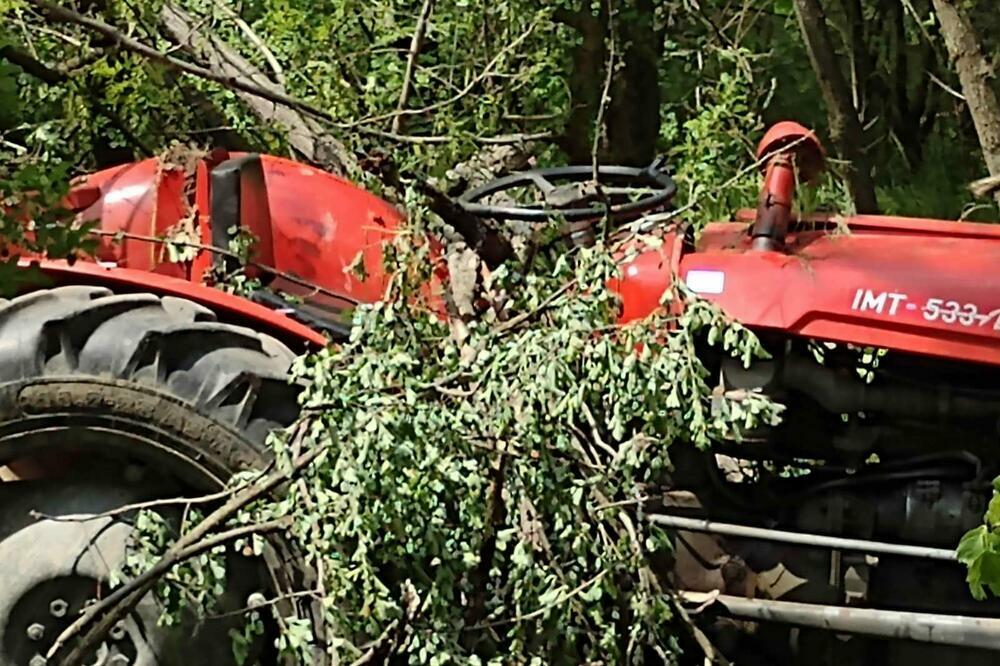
left=793, top=0, right=880, bottom=213
left=556, top=0, right=661, bottom=167
left=556, top=4, right=606, bottom=165
left=605, top=0, right=661, bottom=166
left=159, top=4, right=356, bottom=176
left=931, top=0, right=1000, bottom=205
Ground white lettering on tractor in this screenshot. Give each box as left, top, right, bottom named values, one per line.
left=850, top=289, right=908, bottom=315
left=850, top=288, right=1000, bottom=333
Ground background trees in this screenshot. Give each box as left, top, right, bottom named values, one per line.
left=3, top=0, right=999, bottom=222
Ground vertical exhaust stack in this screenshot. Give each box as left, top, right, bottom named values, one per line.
left=751, top=122, right=826, bottom=251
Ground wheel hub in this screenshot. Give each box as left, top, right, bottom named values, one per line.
left=0, top=478, right=270, bottom=665
left=7, top=576, right=139, bottom=666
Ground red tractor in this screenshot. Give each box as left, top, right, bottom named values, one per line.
left=1, top=122, right=998, bottom=665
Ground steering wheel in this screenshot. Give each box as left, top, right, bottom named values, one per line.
left=457, top=160, right=677, bottom=223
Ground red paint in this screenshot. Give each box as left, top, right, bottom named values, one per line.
left=611, top=230, right=684, bottom=322
left=755, top=121, right=825, bottom=181
left=685, top=217, right=1000, bottom=367
left=34, top=122, right=999, bottom=369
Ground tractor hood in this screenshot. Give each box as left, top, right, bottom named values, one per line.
left=69, top=152, right=406, bottom=319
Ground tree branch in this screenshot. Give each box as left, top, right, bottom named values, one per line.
left=48, top=435, right=328, bottom=665
left=25, top=0, right=336, bottom=122
left=24, top=0, right=546, bottom=154
left=392, top=0, right=435, bottom=135
left=931, top=0, right=1000, bottom=205
left=792, top=0, right=879, bottom=213
left=0, top=43, right=65, bottom=83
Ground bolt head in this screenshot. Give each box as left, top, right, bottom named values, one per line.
left=109, top=621, right=127, bottom=641
left=48, top=599, right=68, bottom=618
left=29, top=655, right=47, bottom=666
left=26, top=622, right=45, bottom=641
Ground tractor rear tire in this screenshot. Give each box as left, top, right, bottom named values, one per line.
left=0, top=286, right=305, bottom=665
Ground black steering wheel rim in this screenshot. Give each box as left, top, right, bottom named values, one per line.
left=457, top=163, right=677, bottom=222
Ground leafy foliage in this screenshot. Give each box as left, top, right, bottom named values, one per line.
left=957, top=478, right=1000, bottom=601
left=0, top=159, right=96, bottom=295
left=154, top=210, right=778, bottom=664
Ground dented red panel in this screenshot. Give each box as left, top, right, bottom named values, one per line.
left=680, top=216, right=1000, bottom=367
left=256, top=155, right=403, bottom=309
left=612, top=230, right=683, bottom=324
left=69, top=154, right=406, bottom=315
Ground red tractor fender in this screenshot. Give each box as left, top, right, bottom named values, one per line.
left=30, top=258, right=329, bottom=350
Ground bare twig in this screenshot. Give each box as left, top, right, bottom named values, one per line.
left=25, top=0, right=334, bottom=122
left=348, top=21, right=539, bottom=129
left=392, top=0, right=435, bottom=134
left=492, top=279, right=576, bottom=334
left=970, top=174, right=1000, bottom=198
left=592, top=0, right=616, bottom=182
left=358, top=127, right=552, bottom=145
left=29, top=485, right=242, bottom=523
left=53, top=518, right=293, bottom=665
left=205, top=588, right=322, bottom=620
left=87, top=228, right=359, bottom=306
left=210, top=0, right=285, bottom=84
left=928, top=71, right=966, bottom=101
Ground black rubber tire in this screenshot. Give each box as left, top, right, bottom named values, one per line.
left=0, top=285, right=302, bottom=484
left=0, top=286, right=305, bottom=664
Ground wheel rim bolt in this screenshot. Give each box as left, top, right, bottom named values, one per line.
left=109, top=622, right=126, bottom=641
left=48, top=599, right=68, bottom=618
left=26, top=623, right=45, bottom=641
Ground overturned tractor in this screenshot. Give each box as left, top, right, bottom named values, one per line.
left=1, top=121, right=999, bottom=665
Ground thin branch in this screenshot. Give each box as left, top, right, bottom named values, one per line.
left=928, top=71, right=965, bottom=101
left=54, top=518, right=293, bottom=665
left=357, top=127, right=551, bottom=145
left=469, top=571, right=608, bottom=629
left=87, top=228, right=359, bottom=306
left=0, top=43, right=65, bottom=83
left=48, top=432, right=328, bottom=664
left=592, top=0, right=616, bottom=182
left=970, top=174, right=1000, bottom=198
left=25, top=0, right=335, bottom=123
left=210, top=0, right=286, bottom=84
left=392, top=0, right=435, bottom=135
left=25, top=0, right=545, bottom=148
left=29, top=485, right=243, bottom=523
left=205, top=589, right=322, bottom=620
left=344, top=21, right=539, bottom=129
left=636, top=133, right=814, bottom=229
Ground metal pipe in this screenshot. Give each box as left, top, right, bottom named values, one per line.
left=679, top=592, right=1000, bottom=651
left=648, top=513, right=957, bottom=561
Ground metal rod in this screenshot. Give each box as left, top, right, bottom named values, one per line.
left=648, top=513, right=957, bottom=561
left=679, top=592, right=1000, bottom=651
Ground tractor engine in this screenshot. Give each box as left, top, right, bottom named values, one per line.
left=661, top=334, right=1000, bottom=665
